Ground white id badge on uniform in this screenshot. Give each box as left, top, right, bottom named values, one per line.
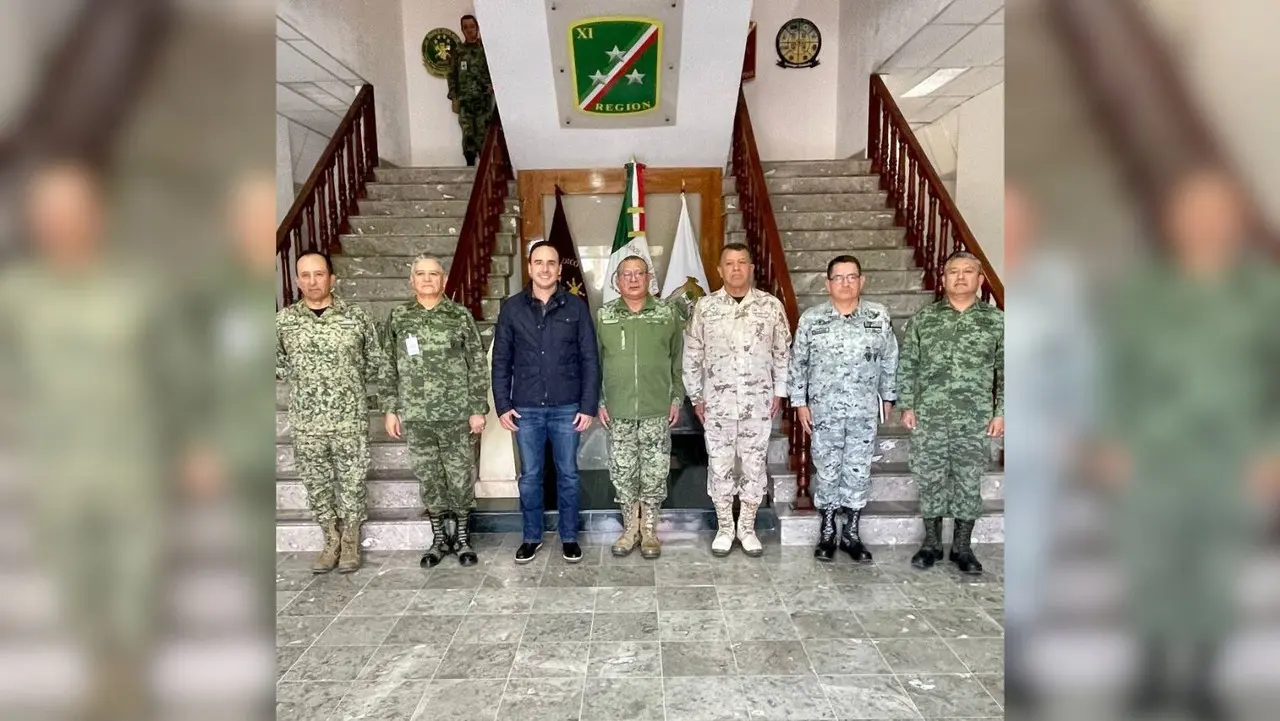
left=461, top=60, right=468, bottom=71
left=406, top=335, right=421, bottom=356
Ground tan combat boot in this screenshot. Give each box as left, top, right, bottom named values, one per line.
left=737, top=501, right=764, bottom=557
left=639, top=501, right=661, bottom=559
left=711, top=501, right=735, bottom=556
left=312, top=519, right=341, bottom=573
left=337, top=521, right=362, bottom=573
left=611, top=502, right=641, bottom=557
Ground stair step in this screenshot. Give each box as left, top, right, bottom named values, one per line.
left=373, top=167, right=477, bottom=184
left=726, top=193, right=889, bottom=213
left=272, top=437, right=949, bottom=481
left=333, top=254, right=513, bottom=279
left=274, top=406, right=919, bottom=440
left=797, top=290, right=935, bottom=317
left=723, top=175, right=884, bottom=195
left=728, top=229, right=905, bottom=251
left=276, top=502, right=1003, bottom=552
left=726, top=210, right=897, bottom=232
left=761, top=159, right=874, bottom=177
left=768, top=464, right=1003, bottom=506
left=349, top=214, right=520, bottom=236
left=337, top=277, right=508, bottom=302
left=790, top=269, right=923, bottom=294
left=356, top=197, right=521, bottom=218
left=275, top=469, right=1003, bottom=513
left=776, top=501, right=1004, bottom=546
left=365, top=181, right=516, bottom=201
left=785, top=248, right=916, bottom=272
left=355, top=299, right=501, bottom=323
left=338, top=233, right=517, bottom=257
left=277, top=504, right=781, bottom=552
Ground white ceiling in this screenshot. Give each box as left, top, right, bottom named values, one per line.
left=878, top=0, right=1004, bottom=126
left=276, top=17, right=366, bottom=137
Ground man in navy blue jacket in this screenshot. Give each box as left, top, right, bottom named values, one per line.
left=492, top=240, right=600, bottom=564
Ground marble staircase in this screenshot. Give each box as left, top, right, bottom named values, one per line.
left=723, top=158, right=1004, bottom=546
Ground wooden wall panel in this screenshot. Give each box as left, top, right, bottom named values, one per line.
left=517, top=167, right=723, bottom=291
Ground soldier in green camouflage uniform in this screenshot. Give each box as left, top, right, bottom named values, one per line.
left=898, top=251, right=1004, bottom=575
left=448, top=14, right=494, bottom=167
left=276, top=251, right=390, bottom=573
left=380, top=255, right=489, bottom=567
left=596, top=257, right=685, bottom=559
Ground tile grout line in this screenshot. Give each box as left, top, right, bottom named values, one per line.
left=285, top=558, right=380, bottom=713
left=412, top=570, right=482, bottom=721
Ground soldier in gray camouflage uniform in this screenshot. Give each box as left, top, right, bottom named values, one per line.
left=898, top=250, right=1004, bottom=575
left=789, top=255, right=898, bottom=563
left=276, top=251, right=391, bottom=573
left=381, top=255, right=489, bottom=567
left=684, top=243, right=791, bottom=557
left=596, top=256, right=684, bottom=559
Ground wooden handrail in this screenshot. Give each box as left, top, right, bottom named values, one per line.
left=868, top=75, right=1004, bottom=308
left=1048, top=0, right=1277, bottom=247
left=730, top=87, right=812, bottom=508
left=445, top=112, right=512, bottom=319
left=0, top=0, right=172, bottom=170
left=276, top=85, right=378, bottom=307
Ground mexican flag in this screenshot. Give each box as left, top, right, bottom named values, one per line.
left=660, top=191, right=711, bottom=322
left=602, top=159, right=659, bottom=303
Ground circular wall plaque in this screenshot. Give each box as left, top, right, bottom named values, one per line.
left=422, top=27, right=461, bottom=78
left=775, top=18, right=821, bottom=69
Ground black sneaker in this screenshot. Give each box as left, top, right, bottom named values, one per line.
left=514, top=542, right=542, bottom=564
left=561, top=542, right=583, bottom=563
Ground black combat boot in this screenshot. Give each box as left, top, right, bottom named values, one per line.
left=910, top=517, right=944, bottom=569
left=420, top=513, right=447, bottom=568
left=455, top=511, right=478, bottom=566
left=838, top=507, right=873, bottom=563
left=464, top=151, right=476, bottom=167
left=949, top=519, right=984, bottom=575
left=813, top=507, right=838, bottom=561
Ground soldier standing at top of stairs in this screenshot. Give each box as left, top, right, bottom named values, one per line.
left=448, top=14, right=494, bottom=167
left=789, top=254, right=899, bottom=565
left=276, top=251, right=392, bottom=574
left=380, top=254, right=489, bottom=569
left=898, top=250, right=1004, bottom=575
left=684, top=243, right=792, bottom=557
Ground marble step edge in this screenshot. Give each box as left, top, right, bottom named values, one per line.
left=276, top=502, right=1002, bottom=552
left=776, top=500, right=1004, bottom=546
left=274, top=470, right=1004, bottom=512
left=277, top=504, right=781, bottom=552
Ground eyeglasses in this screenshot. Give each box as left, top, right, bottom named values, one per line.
left=828, top=273, right=861, bottom=284
left=619, top=271, right=650, bottom=280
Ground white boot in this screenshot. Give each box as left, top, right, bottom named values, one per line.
left=711, top=501, right=735, bottom=556
left=737, top=501, right=763, bottom=557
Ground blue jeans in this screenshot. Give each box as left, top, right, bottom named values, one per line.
left=514, top=405, right=581, bottom=543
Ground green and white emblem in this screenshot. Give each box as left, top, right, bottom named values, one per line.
left=569, top=17, right=662, bottom=116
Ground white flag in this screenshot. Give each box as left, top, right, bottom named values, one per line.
left=660, top=192, right=712, bottom=319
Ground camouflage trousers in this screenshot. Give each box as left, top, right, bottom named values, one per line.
left=811, top=413, right=879, bottom=510
left=705, top=415, right=771, bottom=504
left=608, top=417, right=671, bottom=506
left=459, top=100, right=494, bottom=156
left=909, top=419, right=987, bottom=520
left=293, top=431, right=370, bottom=525
left=404, top=420, right=477, bottom=514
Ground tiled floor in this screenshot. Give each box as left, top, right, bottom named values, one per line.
left=277, top=534, right=1004, bottom=721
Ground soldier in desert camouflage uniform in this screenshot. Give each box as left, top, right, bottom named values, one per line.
left=596, top=256, right=684, bottom=560
left=448, top=14, right=494, bottom=166
left=684, top=243, right=791, bottom=557
left=789, top=255, right=898, bottom=563
left=898, top=250, right=1004, bottom=575
left=276, top=251, right=391, bottom=573
left=381, top=255, right=489, bottom=567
